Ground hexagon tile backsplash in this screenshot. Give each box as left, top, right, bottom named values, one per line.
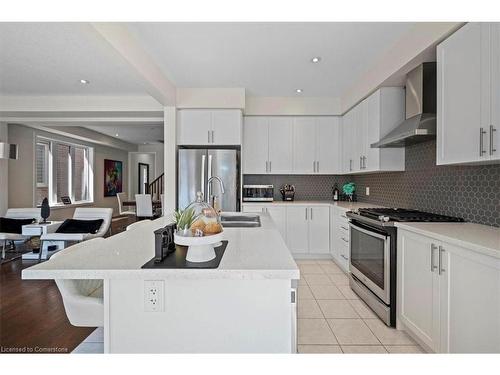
left=244, top=140, right=500, bottom=227
left=354, top=140, right=500, bottom=227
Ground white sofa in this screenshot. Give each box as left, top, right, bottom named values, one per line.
left=51, top=238, right=104, bottom=327
left=40, top=207, right=113, bottom=259
left=0, top=208, right=41, bottom=259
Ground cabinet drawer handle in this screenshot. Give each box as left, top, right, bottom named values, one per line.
left=269, top=161, right=272, bottom=172
left=317, top=161, right=320, bottom=173
left=310, top=208, right=313, bottom=220
left=480, top=127, right=487, bottom=156
left=340, top=254, right=348, bottom=260
left=341, top=237, right=348, bottom=243
left=313, top=160, right=316, bottom=173
left=208, top=130, right=210, bottom=143
left=490, top=125, right=497, bottom=155
left=265, top=161, right=268, bottom=173
left=341, top=226, right=348, bottom=231
left=438, top=246, right=445, bottom=275
left=430, top=243, right=438, bottom=272
left=305, top=208, right=308, bottom=220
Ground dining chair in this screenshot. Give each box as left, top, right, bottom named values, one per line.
left=135, top=194, right=154, bottom=219
left=50, top=238, right=105, bottom=327
left=160, top=194, right=165, bottom=217
left=116, top=192, right=135, bottom=216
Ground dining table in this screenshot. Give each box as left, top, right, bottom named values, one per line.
left=122, top=200, right=162, bottom=208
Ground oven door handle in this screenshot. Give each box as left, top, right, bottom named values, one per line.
left=349, top=222, right=389, bottom=241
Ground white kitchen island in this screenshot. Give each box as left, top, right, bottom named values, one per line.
left=22, top=214, right=300, bottom=353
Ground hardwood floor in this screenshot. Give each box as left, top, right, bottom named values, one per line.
left=0, top=217, right=135, bottom=354
left=0, top=259, right=95, bottom=353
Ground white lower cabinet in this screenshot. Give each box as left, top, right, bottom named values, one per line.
left=286, top=205, right=330, bottom=255
left=331, top=207, right=350, bottom=272
left=242, top=204, right=286, bottom=240
left=398, top=230, right=441, bottom=351
left=398, top=229, right=500, bottom=353
left=243, top=204, right=330, bottom=256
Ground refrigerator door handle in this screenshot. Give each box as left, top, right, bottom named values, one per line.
left=201, top=154, right=206, bottom=198
left=207, top=154, right=213, bottom=202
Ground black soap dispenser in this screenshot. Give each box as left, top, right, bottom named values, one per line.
left=332, top=184, right=340, bottom=202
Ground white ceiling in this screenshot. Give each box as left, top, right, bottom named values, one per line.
left=84, top=124, right=164, bottom=144
left=0, top=23, right=148, bottom=95
left=127, top=22, right=416, bottom=97
left=0, top=22, right=416, bottom=98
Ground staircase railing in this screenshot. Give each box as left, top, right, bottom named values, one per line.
left=147, top=173, right=164, bottom=201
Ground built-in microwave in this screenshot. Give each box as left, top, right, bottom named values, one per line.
left=242, top=185, right=274, bottom=202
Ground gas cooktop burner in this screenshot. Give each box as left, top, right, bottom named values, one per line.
left=357, top=208, right=465, bottom=223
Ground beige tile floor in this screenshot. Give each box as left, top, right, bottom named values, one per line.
left=296, top=259, right=425, bottom=354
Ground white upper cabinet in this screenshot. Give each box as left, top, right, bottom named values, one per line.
left=177, top=109, right=213, bottom=145
left=177, top=109, right=242, bottom=146
left=292, top=117, right=316, bottom=174
left=268, top=117, right=293, bottom=174
left=437, top=22, right=500, bottom=165
left=243, top=116, right=340, bottom=175
left=243, top=117, right=269, bottom=174
left=211, top=110, right=243, bottom=145
left=489, top=23, right=500, bottom=161
left=316, top=117, right=341, bottom=174
left=341, top=88, right=405, bottom=174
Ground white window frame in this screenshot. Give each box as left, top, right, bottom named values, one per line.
left=35, top=136, right=94, bottom=207
left=35, top=141, right=49, bottom=188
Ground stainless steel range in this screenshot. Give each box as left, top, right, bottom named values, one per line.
left=346, top=208, right=464, bottom=327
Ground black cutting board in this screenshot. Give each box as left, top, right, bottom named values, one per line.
left=141, top=241, right=227, bottom=269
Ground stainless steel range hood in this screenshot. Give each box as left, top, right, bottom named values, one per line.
left=371, top=62, right=436, bottom=148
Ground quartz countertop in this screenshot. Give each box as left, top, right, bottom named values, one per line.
left=395, top=222, right=500, bottom=259
left=22, top=214, right=299, bottom=281
left=242, top=200, right=383, bottom=211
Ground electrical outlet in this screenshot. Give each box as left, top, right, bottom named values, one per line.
left=144, top=280, right=164, bottom=312
left=365, top=187, right=370, bottom=196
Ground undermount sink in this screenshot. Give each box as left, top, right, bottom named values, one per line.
left=220, top=213, right=261, bottom=227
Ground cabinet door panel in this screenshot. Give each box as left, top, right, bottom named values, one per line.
left=212, top=110, right=241, bottom=145
left=268, top=117, right=293, bottom=174
left=243, top=117, right=268, bottom=174
left=363, top=91, right=381, bottom=171
left=491, top=23, right=500, bottom=161
left=439, top=244, right=500, bottom=353
left=286, top=206, right=308, bottom=254
left=342, top=111, right=354, bottom=173
left=437, top=23, right=488, bottom=164
left=265, top=206, right=287, bottom=241
left=308, top=206, right=330, bottom=254
left=177, top=110, right=212, bottom=145
left=398, top=230, right=440, bottom=351
left=316, top=117, right=341, bottom=174
left=292, top=117, right=316, bottom=174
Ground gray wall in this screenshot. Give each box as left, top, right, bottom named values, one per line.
left=353, top=140, right=500, bottom=227
left=244, top=140, right=500, bottom=227
left=7, top=124, right=130, bottom=220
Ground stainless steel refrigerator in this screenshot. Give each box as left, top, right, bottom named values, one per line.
left=177, top=148, right=240, bottom=211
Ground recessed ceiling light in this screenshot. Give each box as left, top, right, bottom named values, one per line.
left=79, top=79, right=90, bottom=84
left=115, top=133, right=119, bottom=137
left=296, top=89, right=303, bottom=94
left=311, top=57, right=321, bottom=63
